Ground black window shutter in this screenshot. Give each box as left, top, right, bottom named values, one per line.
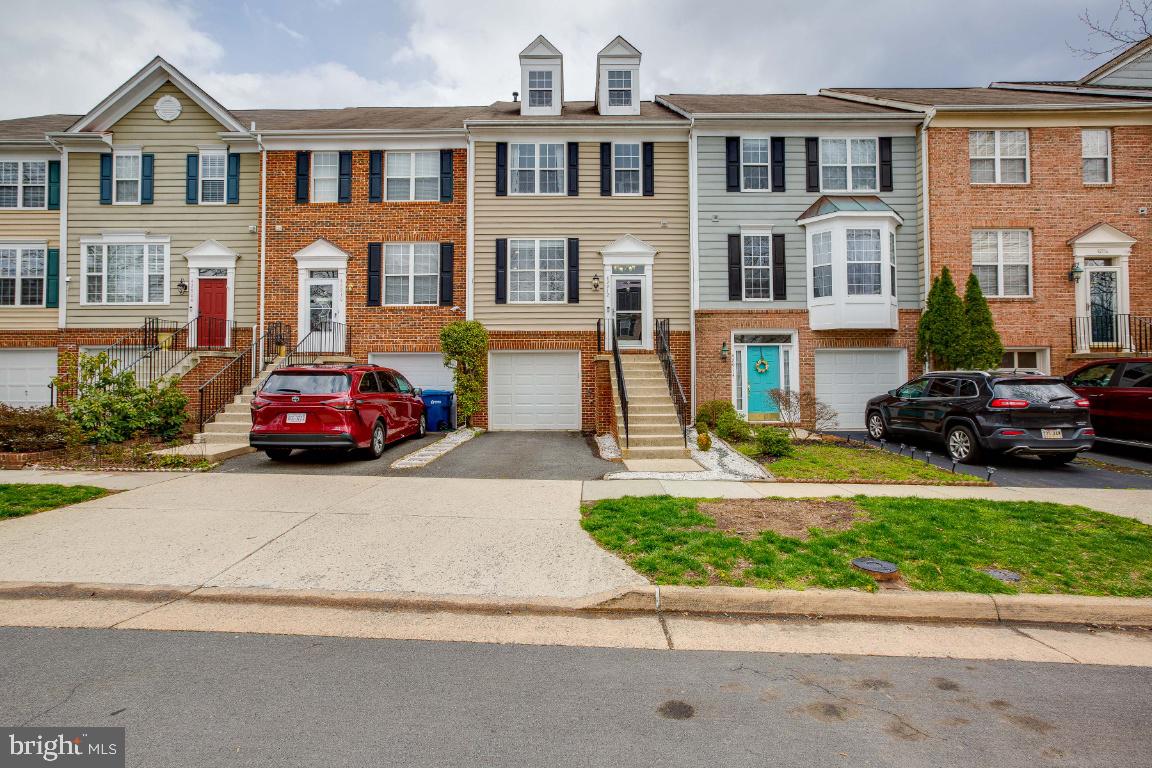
left=771, top=233, right=787, bottom=300
left=185, top=154, right=198, bottom=205
left=805, top=138, right=819, bottom=192
left=368, top=151, right=383, bottom=202
left=439, top=242, right=454, bottom=306
left=140, top=154, right=154, bottom=204
left=47, top=160, right=60, bottom=210
left=879, top=137, right=893, bottom=192
left=495, top=142, right=508, bottom=196
left=495, top=239, right=508, bottom=304
left=642, top=142, right=655, bottom=196
left=727, top=234, right=742, bottom=300
left=567, top=142, right=579, bottom=196
left=226, top=153, right=240, bottom=204
left=367, top=243, right=382, bottom=306
left=337, top=151, right=352, bottom=203
left=600, top=143, right=611, bottom=195
left=99, top=153, right=112, bottom=205
left=770, top=137, right=785, bottom=192
left=440, top=149, right=454, bottom=202
left=725, top=137, right=740, bottom=192
left=45, top=248, right=59, bottom=309
left=295, top=151, right=310, bottom=203
left=567, top=238, right=580, bottom=304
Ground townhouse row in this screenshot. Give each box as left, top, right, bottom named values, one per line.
left=1, top=34, right=1150, bottom=438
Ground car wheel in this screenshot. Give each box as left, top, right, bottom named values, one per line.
left=264, top=448, right=292, bottom=461
left=359, top=421, right=387, bottom=460
left=866, top=410, right=889, bottom=440
left=945, top=424, right=984, bottom=464
left=416, top=413, right=427, bottom=439
left=1037, top=452, right=1077, bottom=467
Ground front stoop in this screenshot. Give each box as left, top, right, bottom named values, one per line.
left=612, top=354, right=690, bottom=460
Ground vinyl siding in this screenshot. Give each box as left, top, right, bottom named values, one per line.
left=66, top=81, right=259, bottom=329
left=696, top=135, right=921, bottom=310
left=1095, top=50, right=1152, bottom=87
left=473, top=140, right=691, bottom=330
left=0, top=185, right=59, bottom=330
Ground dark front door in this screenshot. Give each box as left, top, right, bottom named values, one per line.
left=1088, top=269, right=1119, bottom=345
left=197, top=278, right=228, bottom=347
left=613, top=278, right=643, bottom=346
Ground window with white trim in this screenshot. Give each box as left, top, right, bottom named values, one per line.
left=113, top=150, right=141, bottom=204
left=846, top=228, right=882, bottom=295
left=1082, top=129, right=1111, bottom=184
left=527, top=70, right=553, bottom=108
left=0, top=161, right=47, bottom=209
left=889, top=232, right=897, bottom=298
left=386, top=151, right=439, bottom=201
left=509, top=143, right=564, bottom=195
left=608, top=70, right=633, bottom=107
left=199, top=150, right=226, bottom=204
left=972, top=229, right=1031, bottom=297
left=83, top=241, right=168, bottom=304
left=820, top=138, right=878, bottom=192
left=811, top=230, right=832, bottom=299
left=612, top=143, right=640, bottom=195
left=311, top=151, right=339, bottom=203
left=0, top=245, right=46, bottom=306
left=383, top=243, right=439, bottom=305
left=1000, top=348, right=1049, bottom=373
left=969, top=130, right=1028, bottom=184
left=741, top=139, right=770, bottom=190
left=741, top=233, right=772, bottom=300
left=509, top=238, right=565, bottom=303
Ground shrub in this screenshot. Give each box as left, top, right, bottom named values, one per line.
left=696, top=431, right=712, bottom=452
left=916, top=266, right=968, bottom=370
left=962, top=272, right=1005, bottom=369
left=440, top=321, right=489, bottom=427
left=715, top=409, right=753, bottom=442
left=696, top=399, right=736, bottom=430
left=768, top=388, right=840, bottom=438
left=63, top=353, right=189, bottom=444
left=694, top=420, right=708, bottom=436
left=0, top=406, right=74, bottom=453
left=754, top=426, right=794, bottom=458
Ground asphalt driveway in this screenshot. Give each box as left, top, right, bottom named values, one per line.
left=216, top=431, right=619, bottom=481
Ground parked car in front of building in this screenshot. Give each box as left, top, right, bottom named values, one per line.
left=1066, top=358, right=1152, bottom=444
left=865, top=371, right=1095, bottom=465
left=249, top=365, right=426, bottom=461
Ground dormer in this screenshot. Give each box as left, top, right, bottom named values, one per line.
left=596, top=36, right=641, bottom=116
left=519, top=35, right=563, bottom=117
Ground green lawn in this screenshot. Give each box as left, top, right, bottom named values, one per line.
left=738, top=440, right=986, bottom=485
left=0, top=483, right=107, bottom=519
left=581, top=495, right=1152, bottom=596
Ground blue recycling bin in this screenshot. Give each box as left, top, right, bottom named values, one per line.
left=420, top=389, right=456, bottom=431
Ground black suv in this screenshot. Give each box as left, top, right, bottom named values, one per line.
left=865, top=371, right=1095, bottom=465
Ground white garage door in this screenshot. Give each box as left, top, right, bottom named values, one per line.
left=0, top=349, right=57, bottom=408
left=488, top=351, right=581, bottom=430
left=368, top=352, right=454, bottom=391
left=815, top=349, right=907, bottom=430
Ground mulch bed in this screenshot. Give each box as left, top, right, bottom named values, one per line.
left=698, top=498, right=866, bottom=541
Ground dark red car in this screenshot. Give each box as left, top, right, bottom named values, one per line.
left=249, top=364, right=426, bottom=461
left=1066, top=358, right=1152, bottom=444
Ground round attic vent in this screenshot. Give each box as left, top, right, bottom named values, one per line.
left=155, top=95, right=182, bottom=122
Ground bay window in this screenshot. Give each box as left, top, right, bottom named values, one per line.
left=811, top=231, right=832, bottom=299
left=383, top=243, right=439, bottom=305
left=0, top=160, right=47, bottom=209
left=820, top=138, right=878, bottom=192
left=386, top=151, right=439, bottom=201
left=846, top=229, right=882, bottom=295
left=510, top=143, right=564, bottom=195
left=0, top=245, right=45, bottom=306
left=83, top=239, right=169, bottom=305
left=509, top=238, right=565, bottom=303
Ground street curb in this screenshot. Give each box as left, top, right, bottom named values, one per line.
left=1, top=581, right=1150, bottom=628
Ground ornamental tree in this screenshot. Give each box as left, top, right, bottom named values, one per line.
left=915, top=266, right=968, bottom=370
left=961, top=271, right=1005, bottom=369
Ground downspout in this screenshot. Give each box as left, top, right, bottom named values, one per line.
left=687, top=120, right=699, bottom=415
left=465, top=131, right=476, bottom=320
left=919, top=109, right=934, bottom=374
left=257, top=133, right=267, bottom=342
left=57, top=146, right=68, bottom=330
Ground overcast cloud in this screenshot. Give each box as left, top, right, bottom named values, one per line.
left=0, top=0, right=1134, bottom=119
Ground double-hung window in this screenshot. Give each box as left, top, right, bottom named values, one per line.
left=0, top=245, right=46, bottom=306
left=741, top=139, right=770, bottom=190
left=612, top=143, right=641, bottom=195
left=386, top=151, right=440, bottom=201
left=311, top=151, right=339, bottom=202
left=889, top=232, right=897, bottom=298
left=199, top=150, right=227, bottom=204
left=509, top=143, right=564, bottom=194
left=820, top=138, right=878, bottom=192
left=969, top=130, right=1028, bottom=184
left=811, top=231, right=833, bottom=299
left=741, top=233, right=772, bottom=300
left=508, top=238, right=565, bottom=303
left=1082, top=129, right=1111, bottom=184
left=608, top=70, right=633, bottom=106
left=383, top=243, right=439, bottom=305
left=528, top=71, right=553, bottom=108
left=113, top=150, right=141, bottom=204
left=0, top=160, right=47, bottom=209
left=84, top=240, right=168, bottom=304
left=846, top=229, right=882, bottom=295
left=972, top=229, right=1031, bottom=297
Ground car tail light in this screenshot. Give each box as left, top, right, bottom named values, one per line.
left=326, top=397, right=357, bottom=411
left=1083, top=428, right=1096, bottom=436
left=999, top=429, right=1026, bottom=436
left=1074, top=398, right=1091, bottom=408
left=989, top=398, right=1029, bottom=409
left=250, top=397, right=268, bottom=410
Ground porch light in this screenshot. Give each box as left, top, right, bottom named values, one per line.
left=592, top=273, right=601, bottom=291
left=176, top=279, right=188, bottom=295
left=720, top=341, right=729, bottom=360
left=1068, top=262, right=1084, bottom=283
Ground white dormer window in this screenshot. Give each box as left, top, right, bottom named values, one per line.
left=596, top=36, right=642, bottom=116
left=519, top=36, right=564, bottom=117
left=608, top=70, right=633, bottom=107
left=528, top=71, right=553, bottom=108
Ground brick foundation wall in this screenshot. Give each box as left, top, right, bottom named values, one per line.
left=177, top=355, right=235, bottom=426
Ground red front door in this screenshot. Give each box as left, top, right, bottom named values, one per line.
left=197, top=278, right=228, bottom=347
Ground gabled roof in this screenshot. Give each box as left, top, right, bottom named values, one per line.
left=598, top=36, right=641, bottom=58
left=520, top=35, right=562, bottom=58
left=796, top=195, right=903, bottom=224
left=0, top=114, right=79, bottom=145
left=821, top=86, right=1152, bottom=110
left=1077, top=36, right=1152, bottom=84
left=1066, top=222, right=1136, bottom=246
left=67, top=56, right=246, bottom=134
left=659, top=94, right=916, bottom=116
left=467, top=100, right=685, bottom=123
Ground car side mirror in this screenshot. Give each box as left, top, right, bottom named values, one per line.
left=888, top=389, right=899, bottom=397
left=413, top=387, right=423, bottom=397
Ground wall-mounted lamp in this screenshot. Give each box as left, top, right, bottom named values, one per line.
left=176, top=280, right=188, bottom=295
left=1068, top=263, right=1084, bottom=283
left=720, top=341, right=730, bottom=360
left=592, top=273, right=601, bottom=291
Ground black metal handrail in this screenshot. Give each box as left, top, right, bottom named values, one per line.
left=1070, top=314, right=1152, bottom=353
left=284, top=320, right=350, bottom=367
left=655, top=318, right=689, bottom=449
left=197, top=322, right=288, bottom=431
left=610, top=319, right=629, bottom=449
left=96, top=316, right=242, bottom=388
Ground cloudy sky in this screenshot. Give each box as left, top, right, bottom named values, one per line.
left=0, top=0, right=1138, bottom=119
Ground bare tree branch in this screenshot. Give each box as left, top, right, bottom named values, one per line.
left=1069, top=0, right=1152, bottom=59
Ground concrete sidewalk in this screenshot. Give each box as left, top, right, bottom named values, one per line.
left=0, top=468, right=192, bottom=490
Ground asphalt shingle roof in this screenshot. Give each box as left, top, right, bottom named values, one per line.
left=0, top=114, right=80, bottom=143
left=824, top=87, right=1152, bottom=107
left=659, top=94, right=910, bottom=114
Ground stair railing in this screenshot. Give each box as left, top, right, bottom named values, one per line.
left=283, top=320, right=349, bottom=368
left=197, top=322, right=289, bottom=431
left=655, top=318, right=689, bottom=449
left=610, top=319, right=629, bottom=449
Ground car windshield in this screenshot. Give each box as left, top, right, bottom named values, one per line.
left=262, top=372, right=351, bottom=395
left=993, top=381, right=1079, bottom=403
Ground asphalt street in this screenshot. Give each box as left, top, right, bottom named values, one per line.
left=2, top=626, right=1150, bottom=767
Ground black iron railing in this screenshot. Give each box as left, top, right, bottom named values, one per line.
left=96, top=316, right=242, bottom=387
left=197, top=322, right=289, bottom=431
left=610, top=319, right=629, bottom=449
left=1071, top=314, right=1152, bottom=353
left=655, top=318, right=689, bottom=449
left=284, top=320, right=349, bottom=367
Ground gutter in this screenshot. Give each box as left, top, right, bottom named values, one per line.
left=819, top=88, right=1152, bottom=112
left=465, top=132, right=475, bottom=321
left=989, top=82, right=1152, bottom=98
left=687, top=118, right=698, bottom=416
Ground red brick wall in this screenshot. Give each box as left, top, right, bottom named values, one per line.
left=927, top=124, right=1152, bottom=372
left=261, top=149, right=468, bottom=359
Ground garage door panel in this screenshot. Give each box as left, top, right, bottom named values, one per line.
left=368, top=353, right=454, bottom=391
left=489, top=351, right=581, bottom=430
left=0, top=349, right=57, bottom=408
left=815, top=350, right=906, bottom=430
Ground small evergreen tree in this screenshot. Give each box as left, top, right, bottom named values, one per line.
left=961, top=271, right=1004, bottom=369
left=440, top=321, right=489, bottom=427
left=915, top=266, right=968, bottom=370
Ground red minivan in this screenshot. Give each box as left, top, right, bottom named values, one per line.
left=249, top=364, right=426, bottom=461
left=1066, top=358, right=1152, bottom=444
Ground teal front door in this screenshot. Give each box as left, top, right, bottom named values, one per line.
left=746, top=345, right=781, bottom=420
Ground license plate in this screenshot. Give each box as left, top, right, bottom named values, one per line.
left=1041, top=428, right=1062, bottom=439
left=286, top=413, right=306, bottom=424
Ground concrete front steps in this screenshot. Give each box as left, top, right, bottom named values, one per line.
left=612, top=353, right=690, bottom=460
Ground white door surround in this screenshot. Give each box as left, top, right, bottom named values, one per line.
left=601, top=234, right=656, bottom=351
left=729, top=330, right=799, bottom=421
left=292, top=239, right=349, bottom=348
left=1069, top=223, right=1134, bottom=351
left=184, top=239, right=238, bottom=347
